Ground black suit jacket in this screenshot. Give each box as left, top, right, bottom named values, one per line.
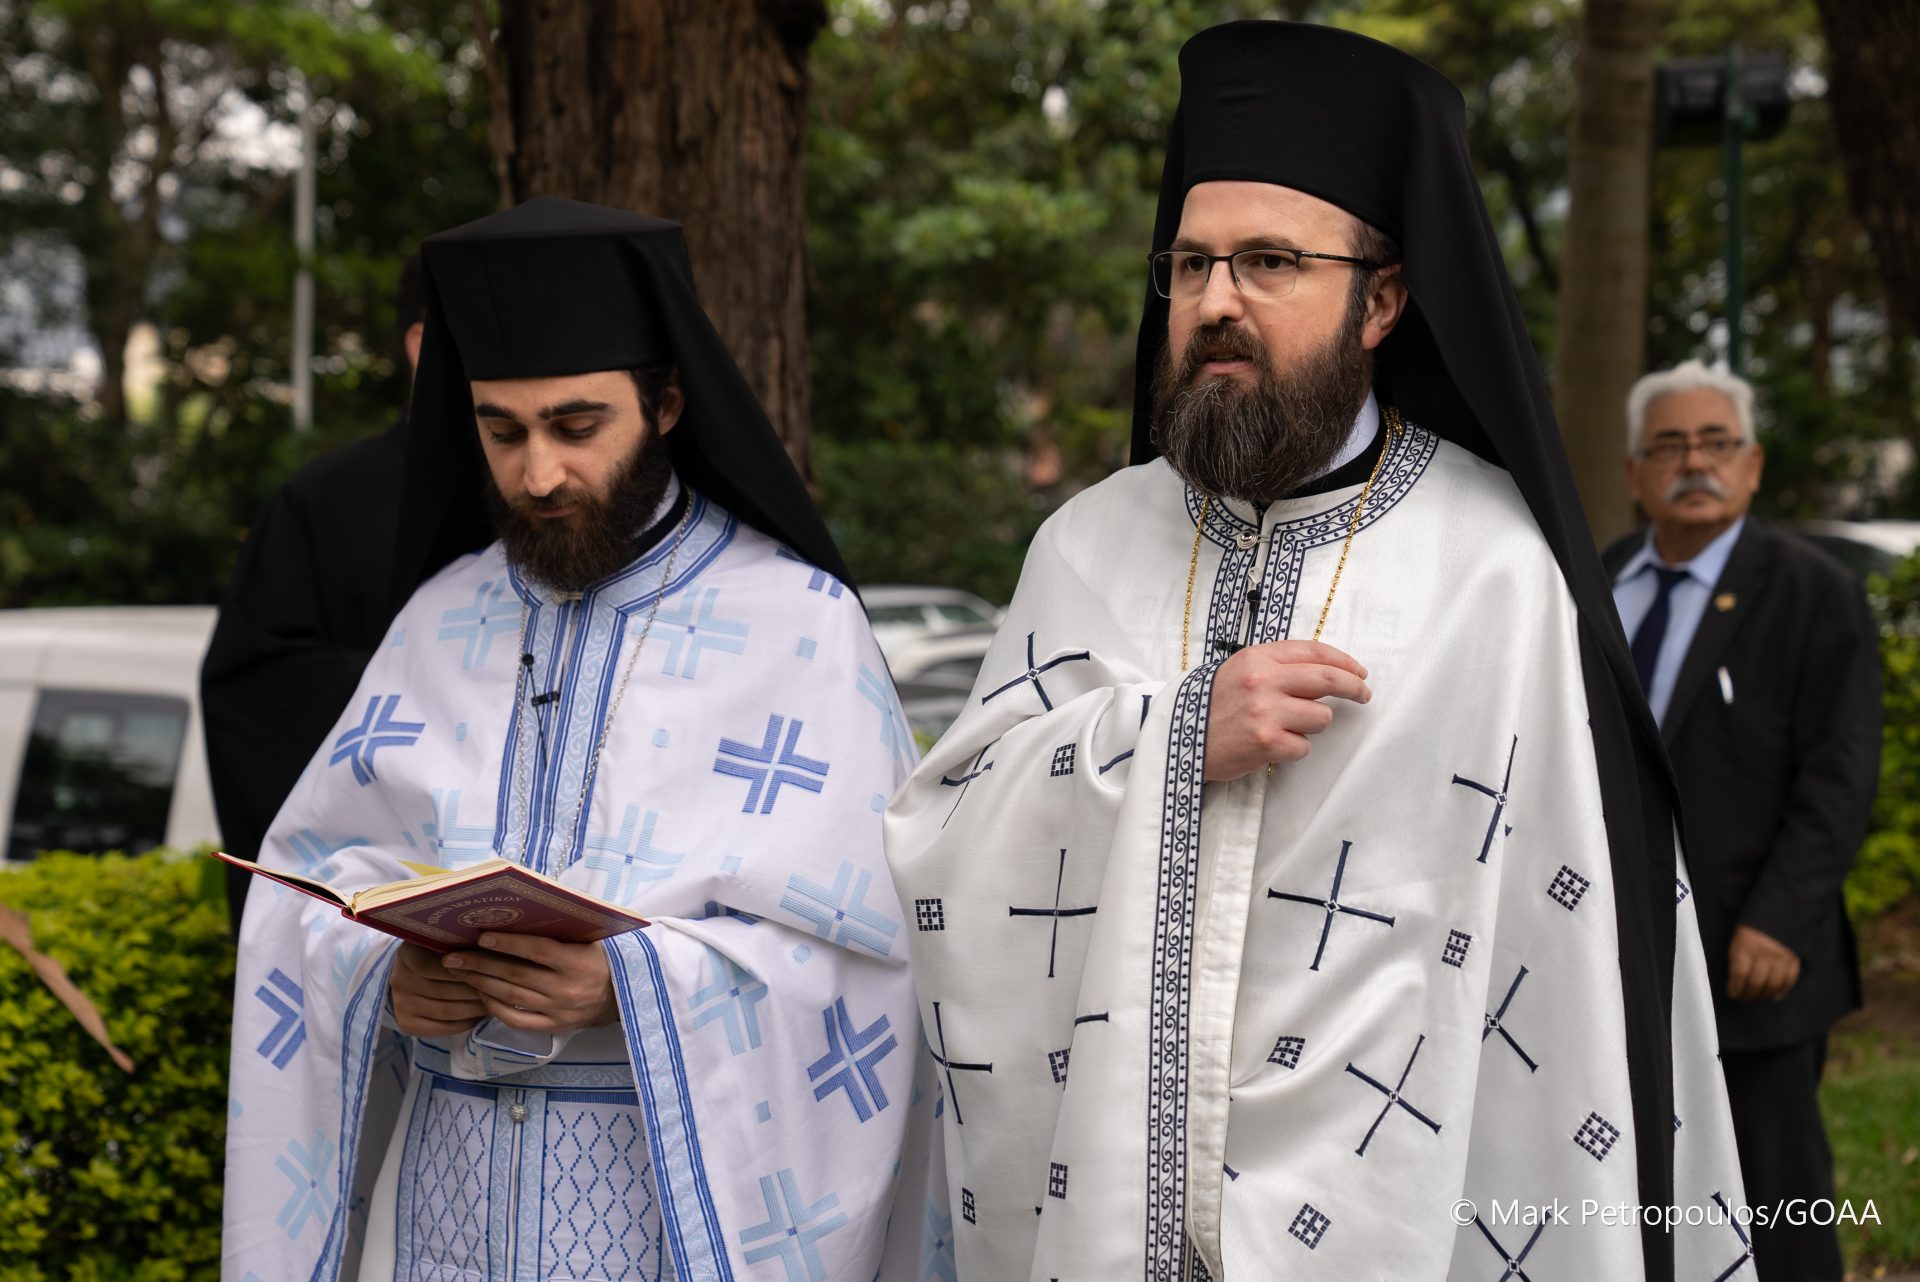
left=1604, top=518, right=1880, bottom=1051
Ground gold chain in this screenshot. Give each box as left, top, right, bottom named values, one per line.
left=1182, top=496, right=1210, bottom=671
left=1180, top=406, right=1404, bottom=670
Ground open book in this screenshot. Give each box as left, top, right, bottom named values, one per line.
left=212, top=850, right=649, bottom=953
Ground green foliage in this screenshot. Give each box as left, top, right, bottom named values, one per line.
left=0, top=850, right=233, bottom=1282
left=1822, top=1029, right=1920, bottom=1272
left=816, top=435, right=1048, bottom=603
left=1848, top=553, right=1920, bottom=921
left=0, top=0, right=498, bottom=607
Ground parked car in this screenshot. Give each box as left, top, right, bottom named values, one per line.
left=863, top=586, right=1006, bottom=740
left=0, top=607, right=219, bottom=865
left=1792, top=519, right=1920, bottom=579
left=863, top=586, right=1004, bottom=662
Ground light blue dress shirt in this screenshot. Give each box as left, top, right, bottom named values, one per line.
left=1610, top=516, right=1746, bottom=726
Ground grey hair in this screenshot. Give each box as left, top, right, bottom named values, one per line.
left=1625, top=359, right=1755, bottom=454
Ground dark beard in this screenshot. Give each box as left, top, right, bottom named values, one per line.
left=1149, top=294, right=1373, bottom=507
left=484, top=428, right=675, bottom=593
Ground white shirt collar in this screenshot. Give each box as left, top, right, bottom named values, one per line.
left=1312, top=387, right=1380, bottom=483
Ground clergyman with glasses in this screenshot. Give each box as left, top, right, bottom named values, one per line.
left=886, top=21, right=1746, bottom=1281
left=1606, top=359, right=1881, bottom=1282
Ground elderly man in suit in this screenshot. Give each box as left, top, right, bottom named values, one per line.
left=1605, top=360, right=1882, bottom=1281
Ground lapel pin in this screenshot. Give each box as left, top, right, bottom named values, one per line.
left=1714, top=592, right=1737, bottom=612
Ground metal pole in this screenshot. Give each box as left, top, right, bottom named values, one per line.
left=1722, top=44, right=1748, bottom=374
left=292, top=76, right=316, bottom=432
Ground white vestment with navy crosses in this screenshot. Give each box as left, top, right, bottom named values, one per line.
left=885, top=427, right=1748, bottom=1281
left=223, top=480, right=949, bottom=1282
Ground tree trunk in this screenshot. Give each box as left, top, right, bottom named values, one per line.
left=1551, top=0, right=1660, bottom=544
left=1815, top=0, right=1920, bottom=338
left=490, top=0, right=826, bottom=479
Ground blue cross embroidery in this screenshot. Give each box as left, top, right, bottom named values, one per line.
left=1343, top=1032, right=1442, bottom=1156
left=1484, top=965, right=1540, bottom=1072
left=922, top=1201, right=957, bottom=1282
left=284, top=829, right=367, bottom=880
left=687, top=945, right=768, bottom=1055
left=1711, top=1191, right=1757, bottom=1281
left=738, top=1168, right=849, bottom=1282
left=1472, top=1209, right=1553, bottom=1281
left=253, top=968, right=305, bottom=1069
left=979, top=632, right=1091, bottom=712
left=1451, top=734, right=1518, bottom=863
left=328, top=695, right=425, bottom=786
left=775, top=545, right=846, bottom=599
left=273, top=1130, right=337, bottom=1239
left=938, top=741, right=997, bottom=828
left=655, top=586, right=750, bottom=679
left=781, top=861, right=899, bottom=956
left=435, top=578, right=517, bottom=670
left=422, top=789, right=497, bottom=868
left=857, top=664, right=916, bottom=771
left=583, top=805, right=687, bottom=899
left=806, top=996, right=897, bottom=1123
left=714, top=714, right=831, bottom=814
left=1266, top=838, right=1397, bottom=971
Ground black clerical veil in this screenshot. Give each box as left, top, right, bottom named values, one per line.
left=1133, top=23, right=1684, bottom=1279
left=392, top=197, right=850, bottom=613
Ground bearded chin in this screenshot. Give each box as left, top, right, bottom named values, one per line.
left=1150, top=307, right=1373, bottom=508
left=484, top=429, right=675, bottom=593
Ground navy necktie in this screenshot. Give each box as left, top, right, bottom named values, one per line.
left=1630, top=566, right=1692, bottom=694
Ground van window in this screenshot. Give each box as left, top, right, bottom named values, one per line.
left=7, top=689, right=188, bottom=860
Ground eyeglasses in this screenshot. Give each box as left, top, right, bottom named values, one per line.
left=1148, top=246, right=1386, bottom=301
left=1637, top=434, right=1750, bottom=466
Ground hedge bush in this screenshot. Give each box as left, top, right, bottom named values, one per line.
left=1849, top=552, right=1920, bottom=923
left=0, top=851, right=232, bottom=1282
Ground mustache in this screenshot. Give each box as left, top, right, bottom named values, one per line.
left=1177, top=323, right=1267, bottom=380
left=1664, top=472, right=1728, bottom=503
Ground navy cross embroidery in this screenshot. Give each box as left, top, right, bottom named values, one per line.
left=714, top=714, right=830, bottom=814
left=1472, top=1208, right=1553, bottom=1281
left=980, top=632, right=1091, bottom=712
left=1451, top=734, right=1517, bottom=863
left=806, top=997, right=897, bottom=1123
left=1711, top=1191, right=1757, bottom=1281
left=1344, top=1032, right=1442, bottom=1156
left=1267, top=838, right=1396, bottom=971
left=1097, top=695, right=1153, bottom=775
left=1484, top=965, right=1540, bottom=1073
left=1051, top=1011, right=1109, bottom=1085
left=329, top=694, right=425, bottom=786
left=938, top=741, right=997, bottom=828
left=928, top=1000, right=992, bottom=1126
left=1009, top=848, right=1097, bottom=978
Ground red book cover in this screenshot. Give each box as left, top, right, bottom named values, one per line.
left=210, top=851, right=648, bottom=952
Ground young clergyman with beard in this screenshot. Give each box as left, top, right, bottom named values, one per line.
left=886, top=23, right=1747, bottom=1282
left=224, top=199, right=942, bottom=1282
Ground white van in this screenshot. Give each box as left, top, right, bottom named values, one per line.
left=0, top=607, right=220, bottom=865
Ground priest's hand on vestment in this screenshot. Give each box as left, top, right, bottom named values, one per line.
left=1203, top=640, right=1372, bottom=781
left=389, top=943, right=490, bottom=1037
left=441, top=932, right=620, bottom=1035
left=1726, top=923, right=1802, bottom=1001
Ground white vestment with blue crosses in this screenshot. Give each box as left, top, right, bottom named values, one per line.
left=885, top=429, right=1747, bottom=1281
left=223, top=485, right=947, bottom=1282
